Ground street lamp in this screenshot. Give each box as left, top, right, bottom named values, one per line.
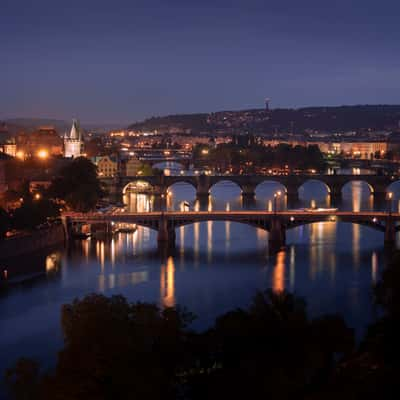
left=273, top=190, right=282, bottom=214
left=37, top=149, right=49, bottom=160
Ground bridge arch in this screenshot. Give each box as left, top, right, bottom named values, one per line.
left=209, top=179, right=243, bottom=196
left=166, top=179, right=197, bottom=192
left=166, top=181, right=197, bottom=201
left=172, top=217, right=269, bottom=232
left=122, top=179, right=155, bottom=195
left=254, top=180, right=288, bottom=197
left=386, top=180, right=400, bottom=197
left=341, top=180, right=375, bottom=196
left=298, top=179, right=331, bottom=199
left=285, top=219, right=385, bottom=233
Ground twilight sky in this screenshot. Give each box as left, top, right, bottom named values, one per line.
left=1, top=0, right=399, bottom=124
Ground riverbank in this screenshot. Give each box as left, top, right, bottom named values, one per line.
left=0, top=224, right=65, bottom=260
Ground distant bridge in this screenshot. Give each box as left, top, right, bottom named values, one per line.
left=102, top=174, right=399, bottom=201
left=132, top=149, right=192, bottom=167
left=62, top=210, right=399, bottom=250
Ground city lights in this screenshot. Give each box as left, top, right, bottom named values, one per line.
left=16, top=150, right=25, bottom=160
left=37, top=149, right=49, bottom=159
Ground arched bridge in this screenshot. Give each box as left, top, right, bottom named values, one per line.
left=102, top=174, right=398, bottom=201
left=62, top=210, right=399, bottom=250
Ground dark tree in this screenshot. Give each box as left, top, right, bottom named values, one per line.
left=5, top=291, right=356, bottom=400
left=12, top=199, right=59, bottom=230
left=48, top=157, right=104, bottom=212
left=0, top=207, right=10, bottom=239
left=22, top=294, right=194, bottom=400
left=5, top=358, right=40, bottom=400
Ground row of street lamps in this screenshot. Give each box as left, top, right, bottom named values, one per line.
left=272, top=190, right=396, bottom=214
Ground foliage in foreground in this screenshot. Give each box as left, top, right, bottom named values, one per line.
left=48, top=157, right=104, bottom=212
left=5, top=290, right=354, bottom=400
left=5, top=253, right=400, bottom=399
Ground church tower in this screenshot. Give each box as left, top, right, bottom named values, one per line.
left=64, top=119, right=83, bottom=158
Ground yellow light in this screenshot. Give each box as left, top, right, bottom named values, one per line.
left=388, top=192, right=393, bottom=200
left=37, top=149, right=49, bottom=159
left=201, top=149, right=209, bottom=155
left=34, top=193, right=41, bottom=200
left=16, top=150, right=25, bottom=160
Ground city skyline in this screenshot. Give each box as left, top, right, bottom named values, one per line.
left=1, top=0, right=400, bottom=123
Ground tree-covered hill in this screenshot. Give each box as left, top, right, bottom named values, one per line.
left=128, top=105, right=400, bottom=134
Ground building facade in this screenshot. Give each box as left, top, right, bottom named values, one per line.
left=125, top=156, right=142, bottom=176
left=92, top=155, right=118, bottom=177
left=16, top=126, right=63, bottom=158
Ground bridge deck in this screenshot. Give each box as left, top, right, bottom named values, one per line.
left=64, top=210, right=400, bottom=221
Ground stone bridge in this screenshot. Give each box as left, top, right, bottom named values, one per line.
left=102, top=174, right=398, bottom=201
left=63, top=210, right=399, bottom=252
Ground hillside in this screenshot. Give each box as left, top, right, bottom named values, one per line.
left=128, top=105, right=400, bottom=134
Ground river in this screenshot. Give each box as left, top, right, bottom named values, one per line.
left=1, top=168, right=400, bottom=394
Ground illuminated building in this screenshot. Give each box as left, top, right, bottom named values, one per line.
left=262, top=138, right=388, bottom=159
left=0, top=153, right=10, bottom=194
left=64, top=119, right=83, bottom=158
left=0, top=137, right=17, bottom=157
left=125, top=156, right=142, bottom=176
left=92, top=155, right=118, bottom=177
left=16, top=126, right=63, bottom=158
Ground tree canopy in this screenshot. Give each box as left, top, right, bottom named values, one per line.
left=5, top=290, right=355, bottom=400
left=48, top=157, right=104, bottom=212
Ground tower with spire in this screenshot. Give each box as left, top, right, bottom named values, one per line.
left=64, top=119, right=83, bottom=158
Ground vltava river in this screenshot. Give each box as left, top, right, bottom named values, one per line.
left=1, top=173, right=400, bottom=390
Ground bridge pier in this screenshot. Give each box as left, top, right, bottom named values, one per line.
left=329, top=184, right=342, bottom=204
left=373, top=191, right=387, bottom=209
left=196, top=175, right=211, bottom=200
left=286, top=192, right=299, bottom=208
left=196, top=191, right=210, bottom=199
left=153, top=194, right=168, bottom=211
left=241, top=191, right=255, bottom=199
left=242, top=195, right=256, bottom=209
left=384, top=218, right=396, bottom=248
left=195, top=194, right=209, bottom=211
left=61, top=216, right=72, bottom=244
left=241, top=183, right=256, bottom=200
left=157, top=216, right=176, bottom=247
left=268, top=218, right=286, bottom=253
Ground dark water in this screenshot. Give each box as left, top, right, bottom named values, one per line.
left=1, top=173, right=400, bottom=395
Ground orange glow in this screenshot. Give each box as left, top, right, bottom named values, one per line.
left=273, top=250, right=286, bottom=293
left=16, top=150, right=25, bottom=160
left=37, top=149, right=49, bottom=159
left=160, top=256, right=175, bottom=307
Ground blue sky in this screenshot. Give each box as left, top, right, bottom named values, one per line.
left=1, top=0, right=399, bottom=123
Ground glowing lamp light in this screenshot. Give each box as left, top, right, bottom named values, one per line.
left=16, top=150, right=25, bottom=160
left=34, top=193, right=41, bottom=200
left=201, top=149, right=209, bottom=155
left=37, top=149, right=49, bottom=159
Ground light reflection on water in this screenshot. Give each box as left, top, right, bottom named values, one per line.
left=0, top=180, right=399, bottom=385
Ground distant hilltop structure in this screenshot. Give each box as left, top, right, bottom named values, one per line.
left=265, top=98, right=271, bottom=111
left=64, top=119, right=83, bottom=158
